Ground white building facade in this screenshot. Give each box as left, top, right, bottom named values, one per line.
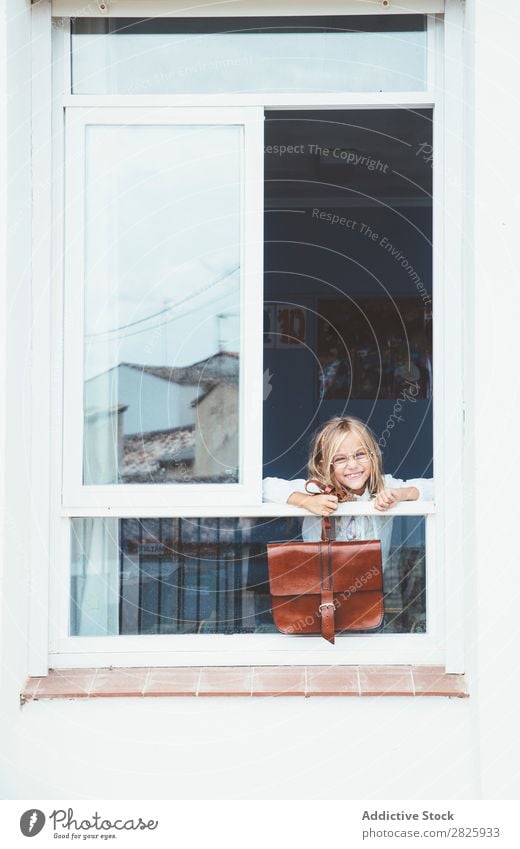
left=1, top=0, right=519, bottom=800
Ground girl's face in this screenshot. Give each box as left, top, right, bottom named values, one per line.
left=329, top=431, right=372, bottom=495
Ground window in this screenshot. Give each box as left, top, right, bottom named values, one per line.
left=262, top=108, right=433, bottom=482
left=37, top=2, right=464, bottom=671
left=82, top=122, right=242, bottom=487
left=70, top=515, right=427, bottom=636
left=64, top=107, right=263, bottom=506
left=70, top=15, right=428, bottom=95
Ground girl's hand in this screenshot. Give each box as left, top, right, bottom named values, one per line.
left=374, top=488, right=403, bottom=511
left=287, top=491, right=339, bottom=516
left=374, top=485, right=419, bottom=511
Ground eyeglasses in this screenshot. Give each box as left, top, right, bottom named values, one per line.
left=331, top=450, right=372, bottom=469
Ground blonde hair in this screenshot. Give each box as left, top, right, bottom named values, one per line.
left=307, top=417, right=384, bottom=501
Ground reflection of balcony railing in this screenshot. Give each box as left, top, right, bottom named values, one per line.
left=119, top=517, right=278, bottom=635
left=116, top=517, right=426, bottom=636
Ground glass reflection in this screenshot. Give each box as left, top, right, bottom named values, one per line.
left=72, top=16, right=427, bottom=95
left=70, top=516, right=426, bottom=636
left=83, top=124, right=241, bottom=485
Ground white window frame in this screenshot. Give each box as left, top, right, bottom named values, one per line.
left=28, top=0, right=465, bottom=674
left=63, top=106, right=264, bottom=509
left=52, top=1, right=445, bottom=18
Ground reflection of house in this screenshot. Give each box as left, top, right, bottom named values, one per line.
left=83, top=403, right=128, bottom=485
left=85, top=362, right=204, bottom=435
left=192, top=377, right=239, bottom=480
left=85, top=352, right=239, bottom=431
left=85, top=353, right=240, bottom=483
left=122, top=425, right=195, bottom=483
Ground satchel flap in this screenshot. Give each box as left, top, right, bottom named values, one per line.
left=267, top=540, right=382, bottom=596
left=272, top=592, right=384, bottom=634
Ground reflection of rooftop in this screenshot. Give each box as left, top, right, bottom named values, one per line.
left=122, top=351, right=239, bottom=388
left=121, top=423, right=237, bottom=484
left=122, top=425, right=195, bottom=483
left=85, top=402, right=128, bottom=420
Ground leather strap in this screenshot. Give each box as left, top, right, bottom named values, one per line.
left=321, top=515, right=331, bottom=542
left=305, top=478, right=353, bottom=503
left=319, top=531, right=335, bottom=645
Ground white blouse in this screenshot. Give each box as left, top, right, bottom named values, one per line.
left=263, top=474, right=434, bottom=569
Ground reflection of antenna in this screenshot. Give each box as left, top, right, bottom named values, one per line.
left=163, top=298, right=171, bottom=363
left=87, top=265, right=239, bottom=339
left=217, top=311, right=238, bottom=353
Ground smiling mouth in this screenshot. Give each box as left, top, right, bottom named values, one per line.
left=346, top=471, right=363, bottom=479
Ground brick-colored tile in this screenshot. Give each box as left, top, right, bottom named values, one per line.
left=90, top=667, right=150, bottom=697
left=21, top=666, right=467, bottom=700
left=22, top=677, right=44, bottom=700
left=197, top=667, right=253, bottom=696
left=144, top=667, right=200, bottom=697
left=25, top=669, right=97, bottom=699
left=252, top=666, right=306, bottom=696
left=413, top=667, right=468, bottom=698
left=359, top=665, right=414, bottom=696
left=306, top=666, right=360, bottom=696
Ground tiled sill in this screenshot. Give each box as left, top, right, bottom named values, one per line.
left=21, top=666, right=468, bottom=701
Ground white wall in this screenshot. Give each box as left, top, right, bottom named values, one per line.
left=10, top=697, right=478, bottom=800
left=0, top=0, right=34, bottom=801
left=1, top=0, right=520, bottom=802
left=466, top=0, right=520, bottom=801
left=0, top=0, right=6, bottom=793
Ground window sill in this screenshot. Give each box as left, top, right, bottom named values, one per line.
left=60, top=501, right=436, bottom=518
left=21, top=666, right=468, bottom=701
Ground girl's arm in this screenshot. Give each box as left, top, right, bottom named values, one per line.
left=262, top=477, right=338, bottom=516
left=262, top=476, right=307, bottom=503
left=374, top=475, right=434, bottom=511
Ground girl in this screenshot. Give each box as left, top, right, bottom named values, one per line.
left=263, top=416, right=433, bottom=566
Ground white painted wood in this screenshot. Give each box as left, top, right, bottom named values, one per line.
left=62, top=107, right=87, bottom=508
left=48, top=518, right=72, bottom=654
left=439, top=0, right=465, bottom=674
left=426, top=12, right=437, bottom=92
left=0, top=0, right=7, bottom=684
left=58, top=501, right=436, bottom=517
left=55, top=16, right=71, bottom=94
left=28, top=0, right=53, bottom=677
left=48, top=15, right=71, bottom=660
left=425, top=513, right=445, bottom=656
left=49, top=631, right=444, bottom=668
left=52, top=1, right=445, bottom=18
left=63, top=93, right=435, bottom=108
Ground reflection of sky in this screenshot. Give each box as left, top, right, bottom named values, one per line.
left=73, top=31, right=426, bottom=94
left=84, top=124, right=241, bottom=380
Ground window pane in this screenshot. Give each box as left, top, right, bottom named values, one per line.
left=71, top=16, right=427, bottom=95
left=70, top=516, right=426, bottom=636
left=263, top=109, right=433, bottom=482
left=83, top=124, right=241, bottom=485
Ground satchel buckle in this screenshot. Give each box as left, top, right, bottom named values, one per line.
left=319, top=602, right=335, bottom=613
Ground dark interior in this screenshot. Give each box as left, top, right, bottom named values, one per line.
left=263, top=108, right=433, bottom=482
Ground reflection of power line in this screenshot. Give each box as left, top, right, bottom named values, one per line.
left=86, top=265, right=239, bottom=338
left=89, top=287, right=239, bottom=344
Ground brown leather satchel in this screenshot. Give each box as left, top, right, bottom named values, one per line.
left=267, top=513, right=384, bottom=644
